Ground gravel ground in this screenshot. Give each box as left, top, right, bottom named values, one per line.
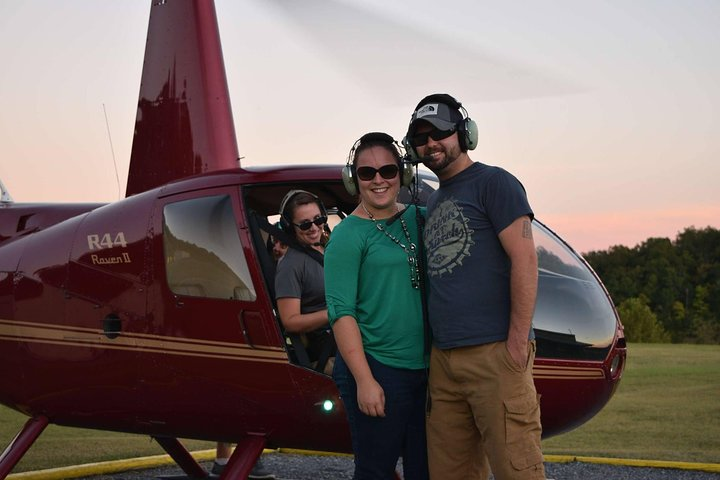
left=73, top=452, right=720, bottom=480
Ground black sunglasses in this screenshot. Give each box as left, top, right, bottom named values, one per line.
left=410, top=127, right=456, bottom=147
left=293, top=215, right=327, bottom=231
left=356, top=164, right=399, bottom=181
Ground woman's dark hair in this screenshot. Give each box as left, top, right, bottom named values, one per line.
left=352, top=132, right=402, bottom=169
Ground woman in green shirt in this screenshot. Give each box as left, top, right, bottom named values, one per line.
left=325, top=132, right=428, bottom=479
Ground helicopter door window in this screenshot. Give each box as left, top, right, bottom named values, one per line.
left=163, top=194, right=256, bottom=301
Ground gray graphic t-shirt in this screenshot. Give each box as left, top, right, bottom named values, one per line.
left=424, top=162, right=533, bottom=349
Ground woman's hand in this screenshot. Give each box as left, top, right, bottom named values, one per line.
left=357, top=377, right=386, bottom=417
left=331, top=316, right=384, bottom=416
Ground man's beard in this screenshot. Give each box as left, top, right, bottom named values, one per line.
left=423, top=144, right=461, bottom=173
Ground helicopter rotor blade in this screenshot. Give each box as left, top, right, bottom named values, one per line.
left=261, top=0, right=584, bottom=104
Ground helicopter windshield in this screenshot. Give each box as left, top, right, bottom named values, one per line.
left=532, top=222, right=618, bottom=360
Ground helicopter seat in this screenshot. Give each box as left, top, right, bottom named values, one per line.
left=170, top=283, right=206, bottom=297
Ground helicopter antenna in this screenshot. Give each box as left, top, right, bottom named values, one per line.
left=102, top=103, right=122, bottom=200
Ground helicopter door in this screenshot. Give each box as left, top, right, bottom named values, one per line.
left=134, top=186, right=290, bottom=426
left=153, top=187, right=283, bottom=349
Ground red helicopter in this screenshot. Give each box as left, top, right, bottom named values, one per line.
left=0, top=1, right=626, bottom=479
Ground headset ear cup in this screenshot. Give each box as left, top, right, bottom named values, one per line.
left=342, top=165, right=357, bottom=196
left=279, top=212, right=291, bottom=233
left=464, top=118, right=478, bottom=151
left=402, top=135, right=419, bottom=162
left=401, top=161, right=415, bottom=187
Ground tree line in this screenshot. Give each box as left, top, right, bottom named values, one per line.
left=583, top=226, right=720, bottom=344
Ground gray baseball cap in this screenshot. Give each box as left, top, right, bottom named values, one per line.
left=409, top=101, right=463, bottom=133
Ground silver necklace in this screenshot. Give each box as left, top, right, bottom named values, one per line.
left=361, top=203, right=420, bottom=289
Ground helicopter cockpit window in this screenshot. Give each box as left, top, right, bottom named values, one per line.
left=532, top=222, right=617, bottom=360
left=163, top=195, right=256, bottom=301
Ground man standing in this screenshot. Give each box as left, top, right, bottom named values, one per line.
left=404, top=94, right=544, bottom=480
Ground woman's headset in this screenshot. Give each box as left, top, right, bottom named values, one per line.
left=278, top=189, right=328, bottom=233
left=402, top=93, right=478, bottom=162
left=342, top=132, right=414, bottom=196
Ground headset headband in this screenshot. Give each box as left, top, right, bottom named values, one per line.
left=279, top=189, right=317, bottom=217
left=414, top=93, right=462, bottom=112
left=348, top=132, right=399, bottom=167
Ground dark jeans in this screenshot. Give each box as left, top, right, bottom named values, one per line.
left=333, top=353, right=429, bottom=480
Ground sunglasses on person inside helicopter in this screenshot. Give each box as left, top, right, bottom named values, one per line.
left=293, top=215, right=327, bottom=231
left=410, top=127, right=457, bottom=147
left=356, top=164, right=399, bottom=181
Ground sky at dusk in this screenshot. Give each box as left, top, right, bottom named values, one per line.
left=0, top=0, right=718, bottom=254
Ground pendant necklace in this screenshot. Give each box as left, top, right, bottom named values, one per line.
left=361, top=203, right=420, bottom=289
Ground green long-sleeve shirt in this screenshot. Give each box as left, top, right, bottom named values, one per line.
left=324, top=206, right=427, bottom=370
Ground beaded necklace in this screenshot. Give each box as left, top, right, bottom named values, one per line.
left=361, top=203, right=420, bottom=289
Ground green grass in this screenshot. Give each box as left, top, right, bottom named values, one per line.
left=542, top=343, right=720, bottom=463
left=1, top=343, right=719, bottom=473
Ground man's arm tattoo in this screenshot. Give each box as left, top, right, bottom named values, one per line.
left=522, top=219, right=533, bottom=239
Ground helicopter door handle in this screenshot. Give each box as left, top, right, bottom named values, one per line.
left=237, top=310, right=254, bottom=349
left=103, top=314, right=122, bottom=339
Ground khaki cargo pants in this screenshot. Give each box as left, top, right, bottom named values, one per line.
left=426, top=341, right=545, bottom=480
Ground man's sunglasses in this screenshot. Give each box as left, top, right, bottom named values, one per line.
left=410, top=127, right=456, bottom=147
left=356, top=164, right=399, bottom=182
left=293, top=215, right=327, bottom=231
